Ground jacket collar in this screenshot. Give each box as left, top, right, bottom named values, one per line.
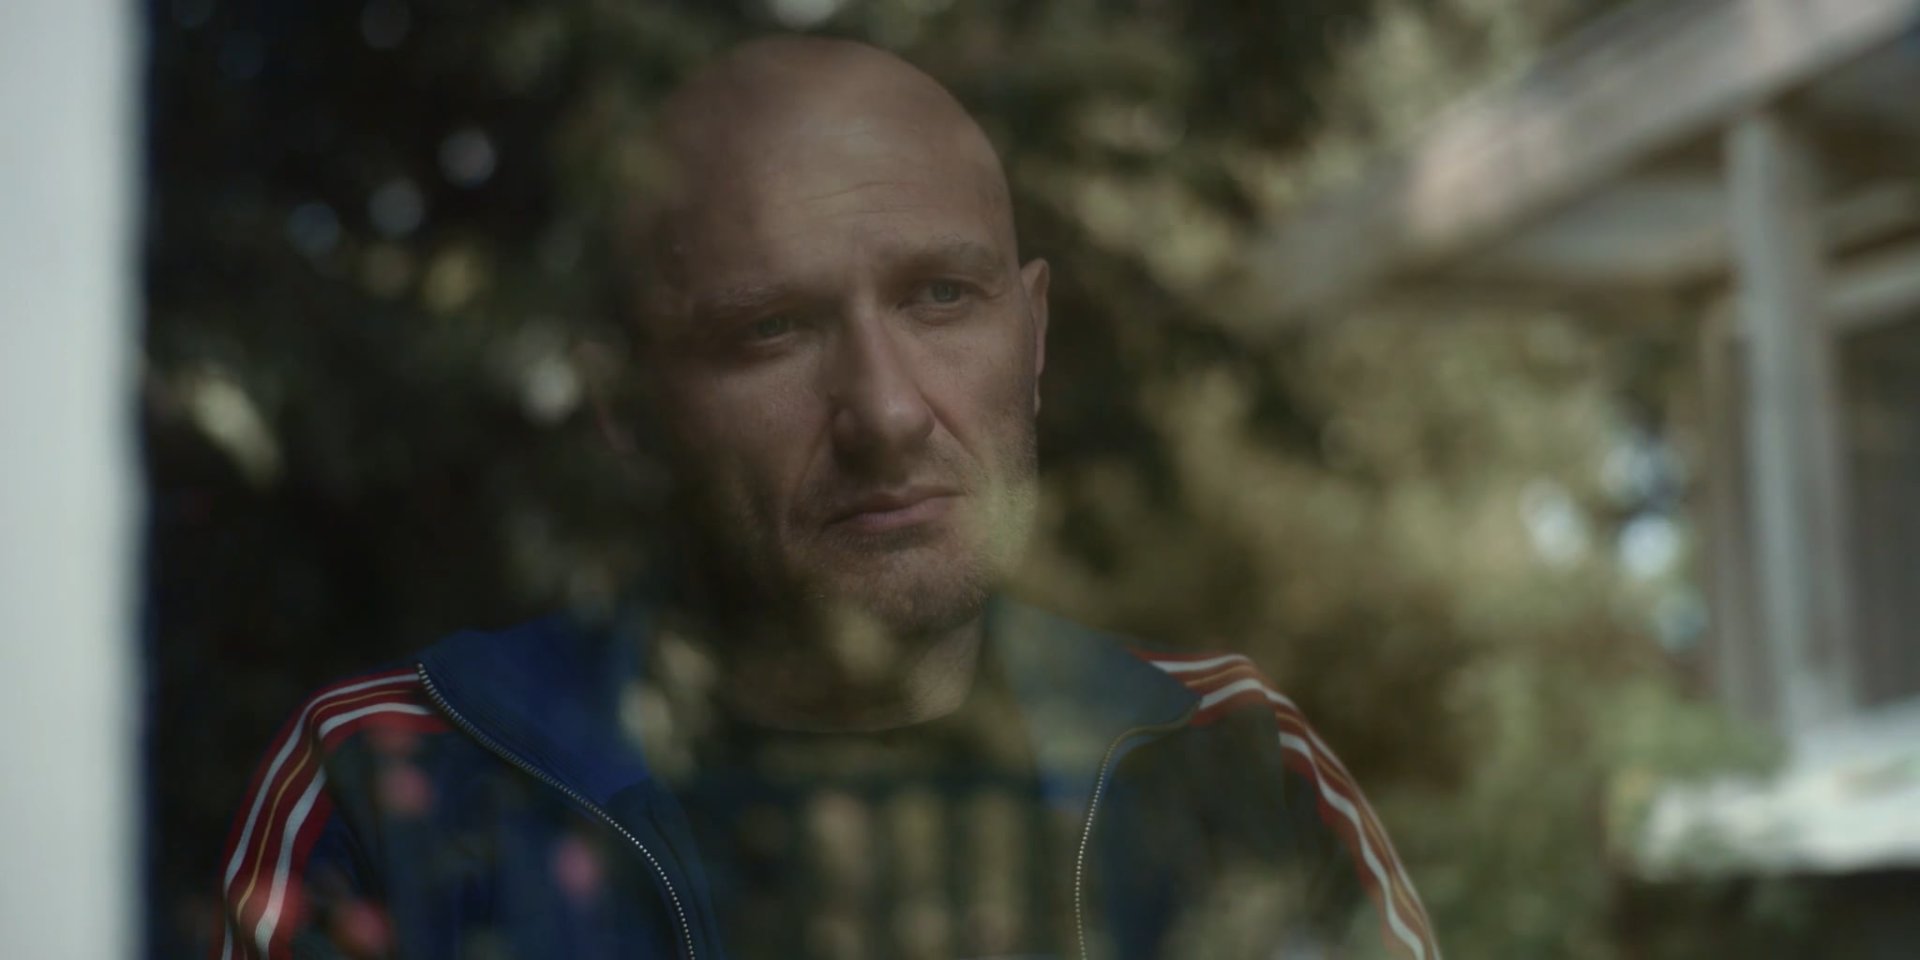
left=416, top=609, right=655, bottom=806
left=415, top=597, right=1198, bottom=810
left=985, top=599, right=1197, bottom=807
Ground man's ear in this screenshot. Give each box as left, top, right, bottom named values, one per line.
left=579, top=341, right=679, bottom=509
left=1020, top=257, right=1050, bottom=411
left=575, top=338, right=642, bottom=458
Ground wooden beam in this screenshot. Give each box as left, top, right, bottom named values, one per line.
left=1468, top=174, right=1730, bottom=287
left=1710, top=234, right=1920, bottom=335
left=1797, top=109, right=1920, bottom=184
left=1227, top=0, right=1920, bottom=325
left=1830, top=240, right=1920, bottom=330
left=1347, top=276, right=1688, bottom=323
left=1727, top=110, right=1859, bottom=731
left=1460, top=175, right=1920, bottom=294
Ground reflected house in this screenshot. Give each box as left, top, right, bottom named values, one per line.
left=1237, top=0, right=1920, bottom=949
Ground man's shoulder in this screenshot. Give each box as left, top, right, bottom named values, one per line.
left=244, top=613, right=590, bottom=778
left=411, top=610, right=631, bottom=718
left=1036, top=616, right=1441, bottom=958
left=991, top=599, right=1301, bottom=720
left=218, top=665, right=455, bottom=916
left=257, top=664, right=453, bottom=764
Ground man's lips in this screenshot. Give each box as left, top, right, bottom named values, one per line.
left=825, top=488, right=960, bottom=534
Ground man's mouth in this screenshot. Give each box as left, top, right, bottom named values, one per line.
left=825, top=487, right=960, bottom=535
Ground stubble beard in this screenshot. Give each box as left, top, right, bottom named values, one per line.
left=679, top=425, right=1039, bottom=647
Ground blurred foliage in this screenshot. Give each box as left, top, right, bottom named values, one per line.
left=147, top=0, right=1790, bottom=956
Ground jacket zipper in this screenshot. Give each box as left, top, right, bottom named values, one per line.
left=1072, top=710, right=1195, bottom=960
left=415, top=663, right=699, bottom=960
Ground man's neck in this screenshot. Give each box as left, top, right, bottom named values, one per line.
left=671, top=604, right=986, bottom=733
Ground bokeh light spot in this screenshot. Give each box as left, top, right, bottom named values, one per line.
left=376, top=761, right=434, bottom=818
left=1519, top=479, right=1590, bottom=569
left=368, top=178, right=425, bottom=238
left=769, top=0, right=842, bottom=29
left=360, top=0, right=412, bottom=50
left=438, top=128, right=498, bottom=189
left=330, top=899, right=393, bottom=956
left=551, top=834, right=605, bottom=903
left=285, top=202, right=341, bottom=259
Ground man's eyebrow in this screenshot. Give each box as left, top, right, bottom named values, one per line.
left=893, top=238, right=1005, bottom=277
left=692, top=281, right=797, bottom=322
left=687, top=239, right=1007, bottom=323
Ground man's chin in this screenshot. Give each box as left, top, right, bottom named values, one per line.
left=804, top=562, right=990, bottom=640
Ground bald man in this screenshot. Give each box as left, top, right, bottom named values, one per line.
left=212, top=37, right=1439, bottom=960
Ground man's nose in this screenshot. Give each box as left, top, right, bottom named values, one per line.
left=826, top=313, right=935, bottom=473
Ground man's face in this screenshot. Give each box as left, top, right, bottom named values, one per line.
left=636, top=106, right=1048, bottom=638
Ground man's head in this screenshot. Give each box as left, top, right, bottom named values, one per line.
left=621, top=37, right=1048, bottom=641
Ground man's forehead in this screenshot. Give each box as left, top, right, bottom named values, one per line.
left=664, top=86, right=1000, bottom=206
left=701, top=232, right=1002, bottom=289
left=656, top=41, right=1007, bottom=211
left=657, top=122, right=1014, bottom=279
left=677, top=152, right=1004, bottom=237
left=628, top=38, right=1018, bottom=323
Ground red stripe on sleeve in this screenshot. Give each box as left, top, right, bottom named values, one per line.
left=1136, top=649, right=1440, bottom=959
left=218, top=673, right=446, bottom=959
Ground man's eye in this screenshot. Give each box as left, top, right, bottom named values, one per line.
left=746, top=315, right=795, bottom=340
left=925, top=281, right=966, bottom=305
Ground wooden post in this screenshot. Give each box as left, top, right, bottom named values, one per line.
left=0, top=0, right=139, bottom=955
left=1725, top=110, right=1858, bottom=731
left=1696, top=306, right=1769, bottom=720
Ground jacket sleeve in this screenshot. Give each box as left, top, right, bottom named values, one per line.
left=1136, top=651, right=1442, bottom=960
left=212, top=668, right=447, bottom=960
left=1261, top=695, right=1439, bottom=960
